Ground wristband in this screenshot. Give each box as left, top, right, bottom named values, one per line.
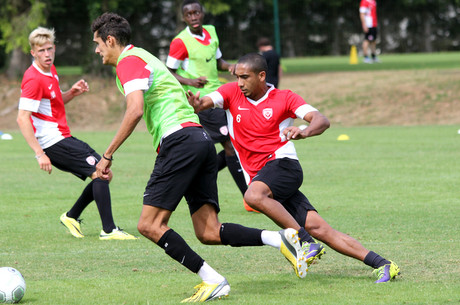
left=103, top=154, right=113, bottom=161
left=35, top=152, right=46, bottom=159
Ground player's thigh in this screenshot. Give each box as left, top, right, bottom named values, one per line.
left=252, top=158, right=303, bottom=202
left=44, top=136, right=100, bottom=180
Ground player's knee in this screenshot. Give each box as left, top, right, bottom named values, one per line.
left=196, top=231, right=220, bottom=245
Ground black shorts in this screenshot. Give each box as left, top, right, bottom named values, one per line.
left=143, top=127, right=219, bottom=215
left=198, top=108, right=229, bottom=143
left=252, top=158, right=316, bottom=227
left=44, top=136, right=100, bottom=181
left=364, top=27, right=378, bottom=41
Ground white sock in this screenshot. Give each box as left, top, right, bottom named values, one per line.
left=197, top=262, right=225, bottom=284
left=261, top=230, right=281, bottom=249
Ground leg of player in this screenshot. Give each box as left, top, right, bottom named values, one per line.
left=244, top=181, right=326, bottom=266
left=137, top=204, right=230, bottom=302
left=222, top=140, right=247, bottom=196
left=305, top=211, right=400, bottom=283
left=191, top=204, right=309, bottom=279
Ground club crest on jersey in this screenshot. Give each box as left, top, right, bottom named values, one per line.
left=263, top=108, right=273, bottom=120
left=219, top=126, right=229, bottom=136
left=86, top=156, right=97, bottom=166
left=50, top=91, right=56, bottom=99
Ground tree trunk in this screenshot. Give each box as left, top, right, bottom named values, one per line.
left=423, top=12, right=433, bottom=52
left=6, top=48, right=30, bottom=80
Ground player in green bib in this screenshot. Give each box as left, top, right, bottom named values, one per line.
left=166, top=0, right=252, bottom=211
left=91, top=12, right=314, bottom=303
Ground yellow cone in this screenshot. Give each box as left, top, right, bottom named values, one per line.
left=337, top=134, right=350, bottom=141
left=349, top=45, right=358, bottom=65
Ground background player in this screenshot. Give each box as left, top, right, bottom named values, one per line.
left=188, top=53, right=401, bottom=283
left=91, top=12, right=312, bottom=303
left=360, top=0, right=380, bottom=63
left=16, top=27, right=137, bottom=240
left=257, top=37, right=282, bottom=88
left=166, top=0, right=251, bottom=211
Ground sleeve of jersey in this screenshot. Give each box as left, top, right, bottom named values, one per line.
left=286, top=91, right=318, bottom=119
left=117, top=56, right=151, bottom=96
left=166, top=38, right=188, bottom=69
left=359, top=0, right=368, bottom=12
left=18, top=78, right=42, bottom=112
left=207, top=83, right=236, bottom=109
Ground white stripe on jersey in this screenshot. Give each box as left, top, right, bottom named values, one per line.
left=31, top=115, right=65, bottom=149
left=124, top=78, right=149, bottom=96
left=295, top=104, right=318, bottom=119
left=18, top=97, right=40, bottom=112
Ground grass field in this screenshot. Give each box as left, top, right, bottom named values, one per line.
left=1, top=125, right=459, bottom=304
left=281, top=51, right=460, bottom=74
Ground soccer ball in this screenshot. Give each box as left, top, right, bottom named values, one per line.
left=0, top=267, right=26, bottom=304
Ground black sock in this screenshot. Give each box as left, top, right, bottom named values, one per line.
left=225, top=155, right=248, bottom=196
left=298, top=227, right=315, bottom=244
left=158, top=229, right=204, bottom=273
left=371, top=53, right=376, bottom=59
left=68, top=180, right=95, bottom=219
left=92, top=178, right=116, bottom=233
left=216, top=150, right=226, bottom=171
left=220, top=223, right=263, bottom=247
left=364, top=251, right=390, bottom=268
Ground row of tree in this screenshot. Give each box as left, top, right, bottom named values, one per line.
left=1, top=0, right=459, bottom=78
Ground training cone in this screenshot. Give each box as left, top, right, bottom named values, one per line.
left=349, top=45, right=358, bottom=65
left=337, top=134, right=350, bottom=141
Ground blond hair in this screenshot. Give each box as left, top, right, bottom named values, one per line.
left=29, top=27, right=55, bottom=48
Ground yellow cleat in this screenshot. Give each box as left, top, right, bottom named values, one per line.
left=279, top=228, right=308, bottom=278
left=181, top=279, right=230, bottom=303
left=99, top=227, right=138, bottom=240
left=60, top=212, right=84, bottom=238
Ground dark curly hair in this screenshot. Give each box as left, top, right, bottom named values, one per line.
left=91, top=12, right=131, bottom=46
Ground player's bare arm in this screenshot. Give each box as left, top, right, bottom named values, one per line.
left=284, top=111, right=330, bottom=140
left=16, top=109, right=52, bottom=174
left=217, top=58, right=235, bottom=74
left=96, top=90, right=144, bottom=180
left=62, top=79, right=89, bottom=104
left=167, top=67, right=207, bottom=88
left=360, top=13, right=368, bottom=33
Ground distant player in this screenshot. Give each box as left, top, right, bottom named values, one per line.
left=257, top=37, right=282, bottom=88
left=16, top=27, right=137, bottom=240
left=166, top=0, right=251, bottom=211
left=360, top=0, right=380, bottom=63
left=91, top=12, right=313, bottom=303
left=188, top=53, right=401, bottom=283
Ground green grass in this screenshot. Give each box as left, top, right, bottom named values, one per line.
left=1, top=126, right=460, bottom=304
left=282, top=52, right=460, bottom=74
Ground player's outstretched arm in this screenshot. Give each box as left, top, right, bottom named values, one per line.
left=186, top=90, right=214, bottom=113
left=62, top=79, right=89, bottom=104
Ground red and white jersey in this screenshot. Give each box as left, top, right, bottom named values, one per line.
left=166, top=27, right=222, bottom=70
left=360, top=0, right=378, bottom=28
left=207, top=83, right=318, bottom=183
left=116, top=45, right=152, bottom=96
left=18, top=62, right=71, bottom=148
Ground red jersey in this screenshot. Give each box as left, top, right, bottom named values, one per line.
left=207, top=83, right=318, bottom=182
left=18, top=62, right=71, bottom=148
left=360, top=0, right=378, bottom=28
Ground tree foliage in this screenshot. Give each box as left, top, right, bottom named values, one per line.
left=0, top=0, right=459, bottom=77
left=0, top=0, right=46, bottom=53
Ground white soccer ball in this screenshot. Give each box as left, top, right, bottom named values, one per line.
left=0, top=267, right=26, bottom=304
